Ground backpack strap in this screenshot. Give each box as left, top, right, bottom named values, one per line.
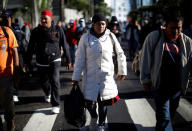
left=1, top=26, right=9, bottom=49
left=109, top=33, right=117, bottom=57
left=1, top=26, right=9, bottom=38
left=109, top=33, right=118, bottom=74
left=151, top=29, right=161, bottom=55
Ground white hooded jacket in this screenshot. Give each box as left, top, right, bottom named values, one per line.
left=72, top=29, right=127, bottom=101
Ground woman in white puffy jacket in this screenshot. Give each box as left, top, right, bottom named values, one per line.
left=72, top=13, right=127, bottom=131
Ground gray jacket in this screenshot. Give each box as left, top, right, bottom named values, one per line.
left=140, top=30, right=192, bottom=94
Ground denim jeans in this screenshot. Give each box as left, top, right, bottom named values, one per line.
left=85, top=99, right=107, bottom=126
left=69, top=45, right=77, bottom=65
left=155, top=88, right=181, bottom=131
left=37, top=61, right=61, bottom=106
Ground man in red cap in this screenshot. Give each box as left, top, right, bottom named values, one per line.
left=26, top=10, right=71, bottom=114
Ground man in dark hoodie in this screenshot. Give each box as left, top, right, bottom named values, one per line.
left=108, top=16, right=123, bottom=43
left=26, top=10, right=71, bottom=114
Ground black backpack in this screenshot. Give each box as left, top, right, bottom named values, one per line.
left=12, top=24, right=28, bottom=54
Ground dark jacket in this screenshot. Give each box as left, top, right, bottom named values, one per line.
left=27, top=24, right=71, bottom=65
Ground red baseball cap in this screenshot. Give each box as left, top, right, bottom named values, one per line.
left=41, top=10, right=52, bottom=18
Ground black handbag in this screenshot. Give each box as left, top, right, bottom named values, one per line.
left=64, top=84, right=86, bottom=128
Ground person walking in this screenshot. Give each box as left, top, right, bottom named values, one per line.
left=140, top=12, right=192, bottom=131
left=108, top=16, right=123, bottom=43
left=72, top=13, right=127, bottom=131
left=125, top=17, right=139, bottom=61
left=0, top=10, right=20, bottom=131
left=65, top=19, right=77, bottom=65
left=26, top=10, right=71, bottom=114
left=12, top=17, right=31, bottom=102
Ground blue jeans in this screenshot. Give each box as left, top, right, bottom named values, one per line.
left=69, top=45, right=77, bottom=65
left=155, top=89, right=181, bottom=131
left=85, top=99, right=107, bottom=126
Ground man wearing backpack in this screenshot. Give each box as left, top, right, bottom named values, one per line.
left=0, top=10, right=29, bottom=103
left=140, top=11, right=192, bottom=131
left=26, top=10, right=71, bottom=114
left=0, top=10, right=20, bottom=131
left=12, top=17, right=30, bottom=102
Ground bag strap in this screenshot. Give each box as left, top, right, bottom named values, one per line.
left=151, top=29, right=161, bottom=55
left=1, top=26, right=9, bottom=38
left=109, top=33, right=117, bottom=57
left=1, top=26, right=9, bottom=48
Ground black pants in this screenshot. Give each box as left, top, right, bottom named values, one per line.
left=13, top=53, right=24, bottom=96
left=37, top=61, right=61, bottom=106
left=85, top=98, right=107, bottom=126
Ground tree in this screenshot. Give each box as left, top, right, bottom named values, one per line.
left=0, top=0, right=8, bottom=9
left=23, top=0, right=52, bottom=27
left=65, top=0, right=112, bottom=18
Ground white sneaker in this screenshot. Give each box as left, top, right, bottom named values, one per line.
left=44, top=95, right=51, bottom=103
left=89, top=118, right=97, bottom=131
left=52, top=106, right=60, bottom=114
left=13, top=95, right=19, bottom=102
left=98, top=125, right=105, bottom=131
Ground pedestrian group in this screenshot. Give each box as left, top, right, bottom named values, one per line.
left=0, top=8, right=192, bottom=131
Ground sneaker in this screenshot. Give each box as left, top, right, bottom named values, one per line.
left=44, top=95, right=51, bottom=103
left=52, top=106, right=60, bottom=114
left=13, top=95, right=19, bottom=102
left=89, top=118, right=97, bottom=131
left=98, top=125, right=105, bottom=131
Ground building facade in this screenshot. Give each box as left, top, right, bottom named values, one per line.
left=105, top=0, right=129, bottom=22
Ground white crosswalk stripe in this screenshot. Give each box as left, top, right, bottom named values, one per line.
left=125, top=99, right=156, bottom=131
left=23, top=108, right=58, bottom=131
left=0, top=115, right=5, bottom=123
left=177, top=98, right=192, bottom=122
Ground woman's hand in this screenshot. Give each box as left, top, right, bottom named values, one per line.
left=72, top=80, right=79, bottom=86
left=68, top=63, right=72, bottom=70
left=117, top=75, right=126, bottom=82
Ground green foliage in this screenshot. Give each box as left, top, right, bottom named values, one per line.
left=23, top=0, right=33, bottom=9
left=66, top=0, right=90, bottom=11
left=37, top=0, right=50, bottom=12
left=94, top=1, right=112, bottom=16
left=66, top=0, right=111, bottom=17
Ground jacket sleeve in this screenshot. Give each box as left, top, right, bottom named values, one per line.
left=72, top=34, right=86, bottom=81
left=59, top=27, right=71, bottom=63
left=140, top=32, right=154, bottom=84
left=111, top=33, right=127, bottom=75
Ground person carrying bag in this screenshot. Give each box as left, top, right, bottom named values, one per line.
left=64, top=84, right=86, bottom=128
left=72, top=13, right=127, bottom=131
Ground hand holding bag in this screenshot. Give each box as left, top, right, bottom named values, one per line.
left=64, top=84, right=86, bottom=128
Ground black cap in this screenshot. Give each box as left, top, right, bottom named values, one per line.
left=111, top=16, right=118, bottom=24
left=92, top=13, right=106, bottom=24
left=0, top=10, right=12, bottom=18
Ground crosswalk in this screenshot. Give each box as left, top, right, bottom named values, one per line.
left=1, top=97, right=192, bottom=131
left=23, top=108, right=58, bottom=131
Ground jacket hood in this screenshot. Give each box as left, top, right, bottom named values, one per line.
left=15, top=17, right=24, bottom=29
